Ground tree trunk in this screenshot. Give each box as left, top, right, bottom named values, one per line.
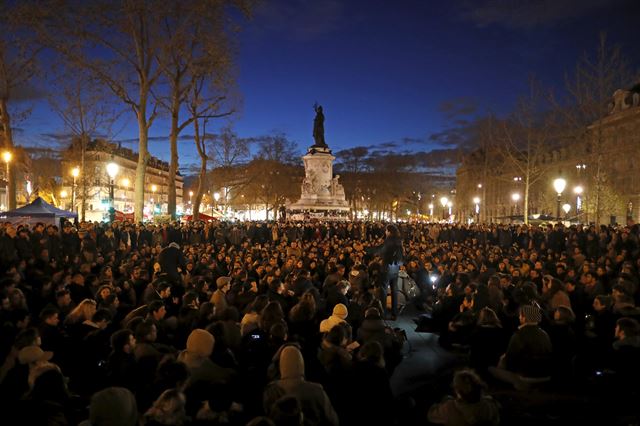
left=167, top=84, right=180, bottom=220
left=193, top=154, right=207, bottom=221
left=81, top=134, right=88, bottom=221
left=135, top=104, right=149, bottom=222
left=192, top=117, right=208, bottom=222
left=0, top=98, right=16, bottom=210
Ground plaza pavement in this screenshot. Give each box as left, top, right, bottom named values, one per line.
left=386, top=306, right=625, bottom=425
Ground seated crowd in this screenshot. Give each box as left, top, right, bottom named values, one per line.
left=0, top=219, right=638, bottom=425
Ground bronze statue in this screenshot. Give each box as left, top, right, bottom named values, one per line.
left=313, top=103, right=327, bottom=148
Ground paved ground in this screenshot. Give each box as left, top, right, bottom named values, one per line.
left=385, top=306, right=465, bottom=424
left=380, top=308, right=640, bottom=426
left=383, top=306, right=640, bottom=426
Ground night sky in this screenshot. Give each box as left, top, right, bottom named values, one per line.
left=17, top=0, right=640, bottom=172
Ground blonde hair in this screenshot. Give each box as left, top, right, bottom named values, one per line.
left=65, top=298, right=97, bottom=325
left=145, top=389, right=187, bottom=425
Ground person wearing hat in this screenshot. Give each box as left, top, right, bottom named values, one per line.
left=263, top=345, right=338, bottom=426
left=18, top=345, right=54, bottom=368
left=320, top=303, right=348, bottom=333
left=2, top=345, right=56, bottom=403
left=79, top=386, right=138, bottom=426
left=489, top=304, right=553, bottom=390
left=211, top=276, right=231, bottom=318
left=177, top=329, right=234, bottom=387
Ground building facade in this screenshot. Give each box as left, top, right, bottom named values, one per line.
left=456, top=86, right=640, bottom=225
left=61, top=139, right=183, bottom=222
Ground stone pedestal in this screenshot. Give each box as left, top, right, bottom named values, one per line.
left=288, top=146, right=349, bottom=212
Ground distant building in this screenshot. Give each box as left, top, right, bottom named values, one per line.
left=61, top=139, right=183, bottom=222
left=456, top=85, right=640, bottom=224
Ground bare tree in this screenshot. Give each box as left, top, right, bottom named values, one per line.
left=553, top=33, right=638, bottom=225
left=39, top=1, right=168, bottom=221
left=207, top=127, right=251, bottom=203
left=48, top=69, right=121, bottom=220
left=244, top=133, right=300, bottom=220
left=499, top=81, right=557, bottom=224
left=187, top=77, right=232, bottom=221
left=157, top=0, right=245, bottom=219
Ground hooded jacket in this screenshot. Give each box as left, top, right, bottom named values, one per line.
left=427, top=395, right=500, bottom=426
left=263, top=346, right=338, bottom=426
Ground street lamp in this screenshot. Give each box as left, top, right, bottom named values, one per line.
left=553, top=178, right=566, bottom=222
left=511, top=193, right=521, bottom=216
left=440, top=196, right=448, bottom=220
left=447, top=201, right=453, bottom=218
left=213, top=192, right=220, bottom=218
left=106, top=162, right=119, bottom=211
left=473, top=196, right=480, bottom=223
left=189, top=190, right=193, bottom=204
left=2, top=151, right=11, bottom=211
left=71, top=166, right=80, bottom=213
left=60, top=190, right=68, bottom=209
left=573, top=185, right=583, bottom=218
left=428, top=203, right=434, bottom=217
left=562, top=203, right=571, bottom=216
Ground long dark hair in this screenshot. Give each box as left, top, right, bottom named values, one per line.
left=386, top=224, right=400, bottom=238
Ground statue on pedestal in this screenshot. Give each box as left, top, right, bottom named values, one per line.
left=312, top=103, right=328, bottom=148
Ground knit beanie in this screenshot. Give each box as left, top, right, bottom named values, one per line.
left=89, top=387, right=138, bottom=426
left=520, top=305, right=542, bottom=324
left=186, top=329, right=215, bottom=357
left=279, top=345, right=305, bottom=380
left=332, top=303, right=348, bottom=320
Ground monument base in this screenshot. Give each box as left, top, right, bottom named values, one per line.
left=287, top=143, right=349, bottom=213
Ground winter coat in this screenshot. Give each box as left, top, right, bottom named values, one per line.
left=263, top=345, right=338, bottom=426
left=504, top=324, right=553, bottom=378
left=428, top=395, right=500, bottom=426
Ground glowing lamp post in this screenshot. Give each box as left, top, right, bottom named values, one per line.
left=574, top=185, right=583, bottom=220
left=71, top=167, right=80, bottom=213
left=2, top=151, right=11, bottom=211
left=60, top=190, right=68, bottom=209
left=151, top=184, right=158, bottom=217
left=553, top=178, right=566, bottom=223
left=428, top=203, right=434, bottom=218
left=440, top=196, right=448, bottom=220
left=213, top=192, right=220, bottom=217
left=473, top=197, right=480, bottom=223
left=511, top=193, right=521, bottom=216
left=106, top=161, right=119, bottom=205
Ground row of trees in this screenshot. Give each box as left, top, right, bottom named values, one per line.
left=200, top=135, right=455, bottom=220
left=1, top=0, right=251, bottom=221
left=456, top=34, right=639, bottom=225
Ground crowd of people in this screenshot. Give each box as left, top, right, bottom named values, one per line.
left=0, top=219, right=638, bottom=425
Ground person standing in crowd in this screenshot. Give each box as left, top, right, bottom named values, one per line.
left=369, top=224, right=404, bottom=320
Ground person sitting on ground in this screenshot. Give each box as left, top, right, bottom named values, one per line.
left=489, top=304, right=553, bottom=390
left=263, top=345, right=338, bottom=426
left=427, top=369, right=500, bottom=426
left=319, top=303, right=348, bottom=334
left=608, top=317, right=640, bottom=388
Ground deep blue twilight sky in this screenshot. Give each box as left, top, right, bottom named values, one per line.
left=18, top=0, right=640, bottom=172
